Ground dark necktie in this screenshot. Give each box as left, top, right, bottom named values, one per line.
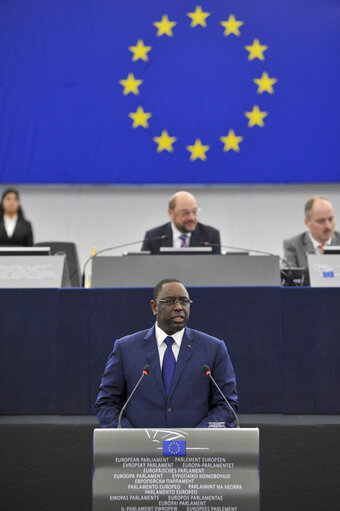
left=179, top=234, right=189, bottom=247
left=162, top=336, right=176, bottom=396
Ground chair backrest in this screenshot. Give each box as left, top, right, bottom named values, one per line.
left=35, top=241, right=82, bottom=287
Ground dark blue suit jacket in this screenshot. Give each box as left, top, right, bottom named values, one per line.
left=95, top=326, right=238, bottom=428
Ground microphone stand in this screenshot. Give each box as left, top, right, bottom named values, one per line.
left=82, top=235, right=167, bottom=287
left=117, top=365, right=151, bottom=428
left=203, top=365, right=240, bottom=428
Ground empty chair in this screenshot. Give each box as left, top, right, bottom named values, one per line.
left=35, top=241, right=82, bottom=287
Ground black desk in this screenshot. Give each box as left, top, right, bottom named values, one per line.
left=0, top=287, right=339, bottom=415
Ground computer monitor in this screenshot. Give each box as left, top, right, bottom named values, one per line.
left=0, top=247, right=51, bottom=256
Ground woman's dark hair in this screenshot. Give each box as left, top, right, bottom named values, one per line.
left=0, top=188, right=24, bottom=220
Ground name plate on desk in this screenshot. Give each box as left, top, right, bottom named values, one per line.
left=307, top=254, right=340, bottom=287
left=91, top=255, right=280, bottom=287
left=93, top=428, right=259, bottom=511
left=0, top=255, right=70, bottom=288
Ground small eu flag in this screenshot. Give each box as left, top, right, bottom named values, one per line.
left=163, top=440, right=186, bottom=456
left=323, top=271, right=334, bottom=278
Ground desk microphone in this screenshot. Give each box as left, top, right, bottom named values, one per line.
left=202, top=365, right=240, bottom=428
left=82, top=235, right=168, bottom=286
left=117, top=365, right=151, bottom=429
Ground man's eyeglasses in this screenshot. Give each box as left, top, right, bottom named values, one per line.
left=176, top=208, right=201, bottom=218
left=157, top=298, right=193, bottom=307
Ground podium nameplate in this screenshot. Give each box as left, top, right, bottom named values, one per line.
left=93, top=428, right=259, bottom=511
left=0, top=255, right=71, bottom=288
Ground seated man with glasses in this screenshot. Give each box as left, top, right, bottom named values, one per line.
left=96, top=278, right=238, bottom=428
left=141, top=190, right=221, bottom=254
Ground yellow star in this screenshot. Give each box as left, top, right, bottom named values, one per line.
left=119, top=73, right=143, bottom=95
left=220, top=14, right=244, bottom=36
left=245, top=39, right=268, bottom=61
left=220, top=130, right=244, bottom=152
left=186, top=139, right=210, bottom=161
left=254, top=71, right=277, bottom=94
left=128, top=40, right=152, bottom=62
left=187, top=6, right=210, bottom=28
left=128, top=106, right=152, bottom=129
left=153, top=15, right=177, bottom=37
left=153, top=130, right=177, bottom=152
left=245, top=105, right=268, bottom=127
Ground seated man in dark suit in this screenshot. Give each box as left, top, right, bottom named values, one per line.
left=283, top=196, right=340, bottom=267
left=95, top=278, right=238, bottom=429
left=141, top=191, right=221, bottom=254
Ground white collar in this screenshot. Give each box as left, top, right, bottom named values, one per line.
left=308, top=231, right=332, bottom=249
left=155, top=323, right=185, bottom=348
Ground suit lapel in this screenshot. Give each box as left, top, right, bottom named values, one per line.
left=331, top=232, right=340, bottom=246
left=303, top=233, right=315, bottom=259
left=189, top=225, right=202, bottom=247
left=168, top=328, right=195, bottom=398
left=142, top=327, right=167, bottom=400
left=163, top=223, right=173, bottom=247
left=11, top=218, right=23, bottom=242
left=0, top=222, right=9, bottom=241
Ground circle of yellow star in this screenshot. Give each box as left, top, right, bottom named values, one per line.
left=220, top=14, right=244, bottom=36
left=187, top=6, right=210, bottom=28
left=128, top=40, right=152, bottom=62
left=119, top=73, right=143, bottom=95
left=186, top=139, right=210, bottom=161
left=153, top=130, right=177, bottom=152
left=253, top=72, right=277, bottom=94
left=153, top=15, right=177, bottom=37
left=244, top=105, right=268, bottom=127
left=245, top=39, right=268, bottom=61
left=220, top=130, right=244, bottom=152
left=128, top=106, right=152, bottom=128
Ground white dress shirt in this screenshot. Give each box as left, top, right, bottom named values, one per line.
left=3, top=214, right=18, bottom=238
left=155, top=323, right=185, bottom=368
left=308, top=232, right=333, bottom=254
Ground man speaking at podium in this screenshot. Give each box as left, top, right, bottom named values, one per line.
left=141, top=191, right=221, bottom=254
left=95, top=279, right=238, bottom=428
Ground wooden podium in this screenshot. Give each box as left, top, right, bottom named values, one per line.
left=93, top=428, right=259, bottom=511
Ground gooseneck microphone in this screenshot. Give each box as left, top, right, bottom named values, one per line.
left=202, top=365, right=240, bottom=428
left=117, top=365, right=151, bottom=429
left=82, top=235, right=168, bottom=286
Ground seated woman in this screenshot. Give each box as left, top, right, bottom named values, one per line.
left=0, top=188, right=34, bottom=246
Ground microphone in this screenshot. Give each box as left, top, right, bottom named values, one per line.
left=82, top=235, right=168, bottom=286
left=117, top=365, right=151, bottom=429
left=202, top=365, right=240, bottom=428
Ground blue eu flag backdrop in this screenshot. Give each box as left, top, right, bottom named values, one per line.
left=0, top=0, right=339, bottom=183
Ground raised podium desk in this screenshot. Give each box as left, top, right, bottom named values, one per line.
left=92, top=254, right=280, bottom=287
